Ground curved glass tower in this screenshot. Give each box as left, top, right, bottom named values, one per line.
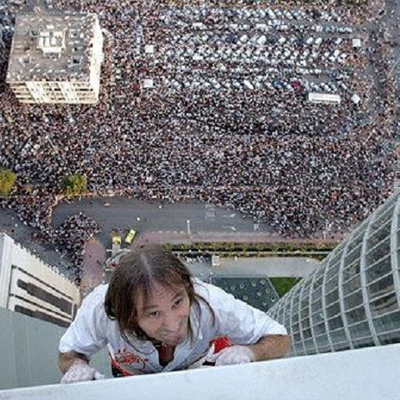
left=268, top=191, right=400, bottom=356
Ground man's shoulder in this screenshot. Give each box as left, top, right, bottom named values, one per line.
left=193, top=278, right=230, bottom=304
left=82, top=284, right=109, bottom=308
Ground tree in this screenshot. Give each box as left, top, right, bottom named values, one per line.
left=0, top=168, right=16, bottom=197
left=62, top=174, right=87, bottom=196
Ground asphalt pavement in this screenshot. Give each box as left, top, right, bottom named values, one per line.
left=52, top=197, right=275, bottom=246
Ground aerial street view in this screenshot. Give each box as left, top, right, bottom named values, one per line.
left=0, top=0, right=399, bottom=399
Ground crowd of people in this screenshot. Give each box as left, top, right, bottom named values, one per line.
left=0, top=0, right=397, bottom=281
left=53, top=212, right=99, bottom=282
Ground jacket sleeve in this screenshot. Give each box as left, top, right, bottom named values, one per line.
left=59, top=285, right=109, bottom=358
left=203, top=282, right=287, bottom=345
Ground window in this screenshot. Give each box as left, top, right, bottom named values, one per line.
left=378, top=331, right=400, bottom=345
left=353, top=337, right=374, bottom=349
left=368, top=220, right=391, bottom=247
left=330, top=329, right=347, bottom=343
left=370, top=293, right=398, bottom=317
left=326, top=288, right=339, bottom=306
left=349, top=321, right=370, bottom=339
left=326, top=301, right=341, bottom=318
left=365, top=237, right=390, bottom=265
left=367, top=273, right=394, bottom=300
left=365, top=255, right=392, bottom=284
left=346, top=305, right=366, bottom=324
left=328, top=315, right=343, bottom=330
left=344, top=289, right=363, bottom=310
left=343, top=274, right=361, bottom=296
left=332, top=341, right=351, bottom=352
left=373, top=311, right=400, bottom=334
left=313, top=322, right=326, bottom=335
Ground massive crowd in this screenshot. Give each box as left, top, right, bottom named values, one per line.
left=0, top=0, right=397, bottom=281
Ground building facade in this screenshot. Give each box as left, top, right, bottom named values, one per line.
left=268, top=191, right=400, bottom=356
left=6, top=10, right=103, bottom=104
left=0, top=233, right=80, bottom=327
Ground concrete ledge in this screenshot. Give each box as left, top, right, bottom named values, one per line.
left=1, top=344, right=399, bottom=400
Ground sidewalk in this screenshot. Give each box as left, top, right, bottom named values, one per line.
left=135, top=230, right=343, bottom=246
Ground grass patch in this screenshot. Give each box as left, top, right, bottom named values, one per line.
left=270, top=277, right=302, bottom=297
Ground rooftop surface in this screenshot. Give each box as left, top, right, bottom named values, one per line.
left=6, top=11, right=98, bottom=82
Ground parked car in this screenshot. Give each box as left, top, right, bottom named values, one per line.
left=125, top=229, right=136, bottom=244
left=112, top=234, right=121, bottom=245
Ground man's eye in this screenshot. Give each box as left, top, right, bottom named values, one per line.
left=173, top=298, right=183, bottom=308
left=148, top=311, right=160, bottom=318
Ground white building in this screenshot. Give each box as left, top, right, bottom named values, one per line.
left=0, top=233, right=80, bottom=327
left=6, top=10, right=103, bottom=104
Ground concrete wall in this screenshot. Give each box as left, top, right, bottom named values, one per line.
left=0, top=307, right=110, bottom=390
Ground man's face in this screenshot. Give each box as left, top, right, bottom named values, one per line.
left=136, top=283, right=191, bottom=346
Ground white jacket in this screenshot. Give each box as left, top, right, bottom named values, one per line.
left=59, top=279, right=287, bottom=374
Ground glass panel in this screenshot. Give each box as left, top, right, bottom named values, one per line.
left=343, top=274, right=361, bottom=296
left=326, top=264, right=340, bottom=283
left=330, top=329, right=347, bottom=343
left=370, top=293, right=398, bottom=317
left=300, top=298, right=310, bottom=313
left=326, top=288, right=339, bottom=306
left=326, top=301, right=341, bottom=318
left=328, top=315, right=343, bottom=330
left=365, top=255, right=392, bottom=284
left=344, top=289, right=364, bottom=310
left=303, top=338, right=315, bottom=352
left=313, top=322, right=326, bottom=336
left=365, top=238, right=390, bottom=265
left=344, top=245, right=362, bottom=268
left=301, top=316, right=310, bottom=330
left=373, top=311, right=400, bottom=334
left=311, top=286, right=322, bottom=302
left=367, top=274, right=394, bottom=300
left=346, top=305, right=366, bottom=324
left=353, top=337, right=375, bottom=349
left=367, top=220, right=391, bottom=247
left=315, top=334, right=329, bottom=349
left=332, top=341, right=351, bottom=352
left=293, top=332, right=302, bottom=342
left=326, top=276, right=339, bottom=294
left=317, top=345, right=332, bottom=353
left=303, top=328, right=312, bottom=340
left=345, top=231, right=364, bottom=254
left=293, top=344, right=305, bottom=356
left=342, top=260, right=361, bottom=282
left=311, top=310, right=324, bottom=325
left=311, top=298, right=323, bottom=315
left=348, top=321, right=371, bottom=339
left=291, top=313, right=300, bottom=326
left=378, top=331, right=400, bottom=345
left=372, top=203, right=395, bottom=228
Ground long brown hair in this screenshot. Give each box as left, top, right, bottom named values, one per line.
left=105, top=244, right=213, bottom=345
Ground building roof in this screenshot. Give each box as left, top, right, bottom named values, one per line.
left=6, top=11, right=99, bottom=82
left=210, top=276, right=279, bottom=311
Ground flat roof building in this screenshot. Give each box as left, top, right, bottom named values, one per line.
left=6, top=10, right=103, bottom=104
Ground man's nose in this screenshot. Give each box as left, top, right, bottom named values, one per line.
left=162, top=313, right=180, bottom=331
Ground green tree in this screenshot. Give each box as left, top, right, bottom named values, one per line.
left=62, top=174, right=87, bottom=196
left=0, top=168, right=17, bottom=197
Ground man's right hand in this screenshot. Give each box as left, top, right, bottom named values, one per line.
left=60, top=360, right=104, bottom=384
